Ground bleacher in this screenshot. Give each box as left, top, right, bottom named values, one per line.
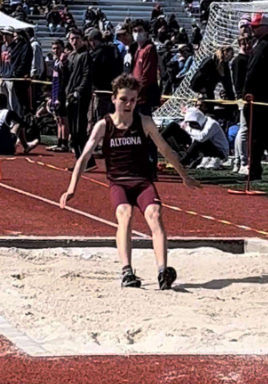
left=28, top=0, right=197, bottom=55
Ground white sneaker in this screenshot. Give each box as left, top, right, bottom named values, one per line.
left=24, top=139, right=39, bottom=154
left=196, top=157, right=211, bottom=169
left=222, top=157, right=234, bottom=167
left=238, top=165, right=249, bottom=175
left=232, top=163, right=240, bottom=173
left=206, top=157, right=221, bottom=170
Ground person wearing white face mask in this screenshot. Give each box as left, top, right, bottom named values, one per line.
left=131, top=19, right=160, bottom=178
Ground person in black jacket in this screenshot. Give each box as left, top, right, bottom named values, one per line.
left=87, top=28, right=123, bottom=134
left=64, top=29, right=96, bottom=171
left=244, top=13, right=268, bottom=181
left=10, top=29, right=33, bottom=117
left=190, top=46, right=234, bottom=112
left=231, top=32, right=253, bottom=174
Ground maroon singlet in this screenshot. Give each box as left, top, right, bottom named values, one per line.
left=103, top=113, right=152, bottom=181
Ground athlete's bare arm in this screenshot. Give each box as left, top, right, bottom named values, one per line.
left=60, top=119, right=106, bottom=208
left=141, top=115, right=201, bottom=189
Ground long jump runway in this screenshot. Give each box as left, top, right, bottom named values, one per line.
left=1, top=147, right=268, bottom=238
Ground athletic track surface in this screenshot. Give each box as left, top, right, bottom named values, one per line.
left=1, top=147, right=268, bottom=383
left=0, top=147, right=268, bottom=238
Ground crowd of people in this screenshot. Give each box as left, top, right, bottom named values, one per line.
left=0, top=4, right=268, bottom=184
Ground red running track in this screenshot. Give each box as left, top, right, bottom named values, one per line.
left=1, top=147, right=268, bottom=238
left=0, top=335, right=267, bottom=384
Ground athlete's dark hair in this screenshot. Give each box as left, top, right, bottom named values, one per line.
left=0, top=93, right=8, bottom=109
left=112, top=74, right=140, bottom=97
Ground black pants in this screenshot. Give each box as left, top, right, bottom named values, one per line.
left=135, top=104, right=158, bottom=177
left=245, top=104, right=268, bottom=178
left=67, top=99, right=96, bottom=168
left=180, top=140, right=226, bottom=165
left=161, top=121, right=192, bottom=153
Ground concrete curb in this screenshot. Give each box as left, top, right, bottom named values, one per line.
left=0, top=236, right=254, bottom=254
left=0, top=316, right=48, bottom=356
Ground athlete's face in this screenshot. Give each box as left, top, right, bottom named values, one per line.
left=113, top=88, right=138, bottom=115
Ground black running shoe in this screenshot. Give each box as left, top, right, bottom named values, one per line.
left=158, top=267, right=177, bottom=290
left=121, top=269, right=141, bottom=288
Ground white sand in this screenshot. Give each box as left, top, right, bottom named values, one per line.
left=0, top=246, right=268, bottom=355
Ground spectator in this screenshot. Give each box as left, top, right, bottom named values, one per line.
left=25, top=28, right=44, bottom=79
left=60, top=6, right=76, bottom=33
left=231, top=32, right=253, bottom=175
left=176, top=27, right=189, bottom=44
left=0, top=93, right=38, bottom=155
left=46, top=39, right=69, bottom=152
left=151, top=4, right=163, bottom=20
left=87, top=28, right=123, bottom=133
left=180, top=107, right=229, bottom=170
left=46, top=5, right=62, bottom=35
left=83, top=6, right=98, bottom=29
left=115, top=23, right=137, bottom=73
left=63, top=28, right=96, bottom=171
left=190, top=46, right=235, bottom=110
left=167, top=14, right=179, bottom=33
left=172, top=44, right=194, bottom=87
left=191, top=23, right=202, bottom=48
left=25, top=27, right=45, bottom=111
left=158, top=40, right=174, bottom=95
left=152, top=15, right=168, bottom=39
left=0, top=26, right=18, bottom=113
left=132, top=18, right=160, bottom=176
left=238, top=14, right=252, bottom=34
left=244, top=13, right=268, bottom=181
left=132, top=19, right=160, bottom=115
left=12, top=4, right=28, bottom=21
left=11, top=29, right=33, bottom=117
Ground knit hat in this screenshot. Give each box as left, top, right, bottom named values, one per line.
left=86, top=28, right=103, bottom=41
left=251, top=13, right=268, bottom=27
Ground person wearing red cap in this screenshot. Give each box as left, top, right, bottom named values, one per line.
left=244, top=13, right=268, bottom=181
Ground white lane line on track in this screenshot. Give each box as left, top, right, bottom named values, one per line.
left=0, top=182, right=149, bottom=239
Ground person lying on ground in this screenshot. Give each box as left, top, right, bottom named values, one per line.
left=0, top=93, right=39, bottom=155
left=60, top=73, right=201, bottom=291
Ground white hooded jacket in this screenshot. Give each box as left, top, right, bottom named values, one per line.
left=184, top=107, right=229, bottom=157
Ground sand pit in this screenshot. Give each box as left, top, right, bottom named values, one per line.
left=0, top=246, right=268, bottom=355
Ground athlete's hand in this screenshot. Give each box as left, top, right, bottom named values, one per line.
left=60, top=191, right=74, bottom=209
left=183, top=176, right=202, bottom=189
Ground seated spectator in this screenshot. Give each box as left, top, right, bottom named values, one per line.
left=181, top=107, right=229, bottom=169
left=12, top=4, right=28, bottom=21
left=176, top=27, right=189, bottom=44
left=151, top=3, right=163, bottom=20
left=46, top=5, right=62, bottom=35
left=60, top=6, right=76, bottom=32
left=174, top=44, right=194, bottom=83
left=153, top=15, right=168, bottom=39
left=167, top=14, right=179, bottom=33
left=162, top=107, right=229, bottom=170
left=29, top=4, right=40, bottom=16
left=191, top=23, right=202, bottom=48
left=83, top=6, right=98, bottom=29
left=0, top=93, right=38, bottom=155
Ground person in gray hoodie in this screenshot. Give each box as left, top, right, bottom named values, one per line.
left=180, top=107, right=229, bottom=169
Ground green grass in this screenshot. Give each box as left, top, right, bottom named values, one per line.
left=160, top=162, right=268, bottom=195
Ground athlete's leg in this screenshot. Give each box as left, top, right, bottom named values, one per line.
left=115, top=203, right=134, bottom=268
left=144, top=204, right=167, bottom=271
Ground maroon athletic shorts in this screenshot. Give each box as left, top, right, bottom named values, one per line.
left=109, top=180, right=161, bottom=214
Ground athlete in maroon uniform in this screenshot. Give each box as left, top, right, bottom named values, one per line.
left=60, top=74, right=200, bottom=290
